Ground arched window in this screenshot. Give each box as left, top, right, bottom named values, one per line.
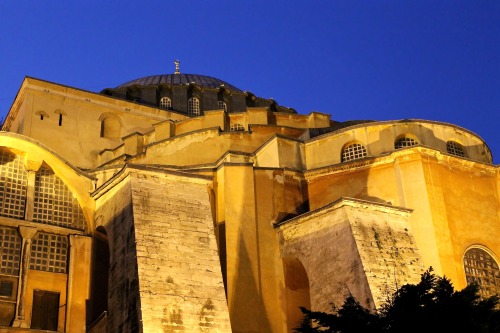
left=395, top=136, right=419, bottom=149
left=188, top=97, right=200, bottom=116
left=35, top=111, right=49, bottom=121
left=447, top=141, right=465, bottom=157
left=230, top=123, right=245, bottom=132
left=341, top=142, right=367, bottom=162
left=464, top=247, right=500, bottom=298
left=100, top=114, right=122, bottom=139
left=0, top=150, right=28, bottom=219
left=218, top=101, right=227, bottom=112
left=33, top=165, right=87, bottom=231
left=159, top=97, right=172, bottom=110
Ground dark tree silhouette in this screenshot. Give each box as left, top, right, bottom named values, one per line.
left=295, top=268, right=500, bottom=333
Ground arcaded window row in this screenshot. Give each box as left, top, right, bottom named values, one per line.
left=159, top=96, right=227, bottom=115
left=341, top=136, right=466, bottom=162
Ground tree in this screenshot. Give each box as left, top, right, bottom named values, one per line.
left=295, top=268, right=500, bottom=333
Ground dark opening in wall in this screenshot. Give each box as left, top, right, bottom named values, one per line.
left=31, top=290, right=60, bottom=331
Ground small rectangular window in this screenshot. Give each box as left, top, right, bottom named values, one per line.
left=0, top=280, right=13, bottom=297
left=58, top=114, right=63, bottom=126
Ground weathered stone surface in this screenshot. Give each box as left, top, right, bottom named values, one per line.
left=130, top=171, right=231, bottom=333
left=278, top=198, right=424, bottom=311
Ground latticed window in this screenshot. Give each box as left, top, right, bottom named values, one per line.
left=218, top=101, right=227, bottom=112
left=0, top=150, right=27, bottom=219
left=395, top=137, right=419, bottom=149
left=447, top=141, right=465, bottom=157
left=341, top=143, right=367, bottom=162
left=33, top=166, right=86, bottom=231
left=230, top=123, right=245, bottom=132
left=30, top=232, right=68, bottom=273
left=464, top=247, right=500, bottom=298
left=188, top=97, right=200, bottom=116
left=160, top=97, right=172, bottom=110
left=0, top=226, right=21, bottom=276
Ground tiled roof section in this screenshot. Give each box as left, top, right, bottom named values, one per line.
left=116, top=74, right=243, bottom=92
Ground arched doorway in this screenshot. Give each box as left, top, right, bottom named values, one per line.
left=283, top=257, right=310, bottom=332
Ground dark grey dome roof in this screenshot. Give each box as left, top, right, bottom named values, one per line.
left=116, top=74, right=243, bottom=92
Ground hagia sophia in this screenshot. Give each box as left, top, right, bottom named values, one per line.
left=0, top=62, right=498, bottom=332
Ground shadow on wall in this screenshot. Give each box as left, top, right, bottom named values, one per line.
left=90, top=207, right=142, bottom=333
left=87, top=226, right=109, bottom=331
left=230, top=234, right=273, bottom=332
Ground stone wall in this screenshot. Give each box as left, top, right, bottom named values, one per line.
left=277, top=198, right=424, bottom=311
left=129, top=169, right=231, bottom=333
left=345, top=201, right=425, bottom=306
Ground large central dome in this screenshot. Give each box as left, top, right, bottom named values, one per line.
left=116, top=74, right=243, bottom=92
left=102, top=70, right=296, bottom=116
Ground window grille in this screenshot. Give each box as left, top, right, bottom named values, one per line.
left=464, top=248, right=500, bottom=298
left=395, top=137, right=418, bottom=149
left=341, top=143, right=367, bottom=162
left=0, top=150, right=27, bottom=219
left=188, top=97, right=200, bottom=116
left=446, top=141, right=465, bottom=157
left=160, top=97, right=172, bottom=110
left=30, top=233, right=68, bottom=273
left=33, top=166, right=86, bottom=231
left=0, top=226, right=21, bottom=275
left=218, top=101, right=227, bottom=112
left=230, top=123, right=245, bottom=132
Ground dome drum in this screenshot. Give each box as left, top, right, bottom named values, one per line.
left=102, top=73, right=296, bottom=116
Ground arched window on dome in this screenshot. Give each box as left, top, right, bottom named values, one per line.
left=159, top=97, right=172, bottom=110
left=341, top=142, right=367, bottom=162
left=446, top=140, right=465, bottom=157
left=230, top=123, right=245, bottom=132
left=99, top=114, right=122, bottom=139
left=218, top=101, right=227, bottom=112
left=463, top=247, right=500, bottom=298
left=217, top=88, right=230, bottom=112
left=188, top=97, right=200, bottom=116
left=395, top=136, right=419, bottom=149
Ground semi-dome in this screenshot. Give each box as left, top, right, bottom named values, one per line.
left=116, top=74, right=243, bottom=92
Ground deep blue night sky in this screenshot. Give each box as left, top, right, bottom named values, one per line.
left=1, top=1, right=499, bottom=161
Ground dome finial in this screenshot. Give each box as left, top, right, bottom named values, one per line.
left=174, top=59, right=180, bottom=74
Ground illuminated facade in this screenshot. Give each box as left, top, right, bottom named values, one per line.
left=0, top=71, right=498, bottom=333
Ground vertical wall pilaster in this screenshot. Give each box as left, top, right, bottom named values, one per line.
left=12, top=226, right=38, bottom=328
